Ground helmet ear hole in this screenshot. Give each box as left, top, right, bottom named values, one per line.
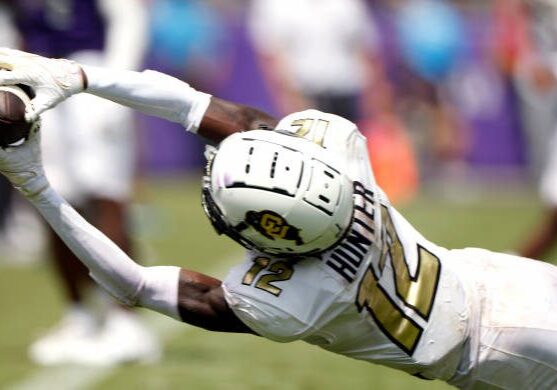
left=303, top=160, right=344, bottom=216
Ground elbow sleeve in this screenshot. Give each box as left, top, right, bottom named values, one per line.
left=83, top=66, right=211, bottom=132
left=90, top=265, right=181, bottom=321
left=136, top=266, right=181, bottom=321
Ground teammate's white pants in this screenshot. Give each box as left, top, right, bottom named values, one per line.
left=540, top=128, right=557, bottom=206
left=41, top=50, right=135, bottom=204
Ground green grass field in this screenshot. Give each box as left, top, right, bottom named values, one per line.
left=0, top=175, right=550, bottom=389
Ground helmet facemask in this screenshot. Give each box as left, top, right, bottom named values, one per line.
left=201, top=148, right=257, bottom=251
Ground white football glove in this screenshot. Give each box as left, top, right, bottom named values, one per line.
left=0, top=123, right=49, bottom=199
left=0, top=48, right=86, bottom=122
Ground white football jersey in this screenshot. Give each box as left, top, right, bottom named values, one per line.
left=222, top=110, right=469, bottom=380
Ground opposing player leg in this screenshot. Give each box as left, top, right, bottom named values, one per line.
left=29, top=85, right=159, bottom=366
left=517, top=128, right=557, bottom=261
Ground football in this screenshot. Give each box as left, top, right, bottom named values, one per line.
left=0, top=85, right=37, bottom=148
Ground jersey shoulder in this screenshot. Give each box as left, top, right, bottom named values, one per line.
left=275, top=109, right=375, bottom=184
left=275, top=109, right=364, bottom=147
left=222, top=251, right=349, bottom=342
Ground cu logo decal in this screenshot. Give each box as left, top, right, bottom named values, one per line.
left=245, top=210, right=304, bottom=246
left=260, top=213, right=290, bottom=239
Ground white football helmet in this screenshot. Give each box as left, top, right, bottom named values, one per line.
left=202, top=129, right=354, bottom=256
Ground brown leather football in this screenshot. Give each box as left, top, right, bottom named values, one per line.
left=0, top=85, right=34, bottom=148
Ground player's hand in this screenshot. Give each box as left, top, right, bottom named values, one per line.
left=0, top=48, right=86, bottom=122
left=0, top=123, right=48, bottom=198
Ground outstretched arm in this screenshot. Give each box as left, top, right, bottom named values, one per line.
left=0, top=130, right=254, bottom=334
left=0, top=48, right=278, bottom=144
left=82, top=65, right=277, bottom=143
left=33, top=184, right=254, bottom=333
left=199, top=97, right=278, bottom=143
left=176, top=269, right=253, bottom=333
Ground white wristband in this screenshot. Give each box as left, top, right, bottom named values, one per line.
left=83, top=65, right=211, bottom=133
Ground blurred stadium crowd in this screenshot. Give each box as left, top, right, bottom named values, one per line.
left=139, top=0, right=531, bottom=185
left=1, top=0, right=557, bottom=203
left=141, top=0, right=557, bottom=195
left=1, top=0, right=557, bottom=367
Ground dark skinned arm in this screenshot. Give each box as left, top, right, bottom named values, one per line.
left=176, top=268, right=256, bottom=334
left=197, top=97, right=278, bottom=144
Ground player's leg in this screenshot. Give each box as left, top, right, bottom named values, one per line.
left=27, top=104, right=103, bottom=364
left=28, top=220, right=103, bottom=366
left=43, top=198, right=131, bottom=303
left=0, top=176, right=12, bottom=254
left=29, top=83, right=159, bottom=365
left=49, top=207, right=91, bottom=303
left=517, top=128, right=557, bottom=261
left=0, top=176, right=11, bottom=229
left=517, top=208, right=557, bottom=260
left=70, top=90, right=160, bottom=364
left=89, top=197, right=132, bottom=256
left=89, top=196, right=161, bottom=362
left=471, top=327, right=557, bottom=389
left=0, top=176, right=13, bottom=261
left=30, top=195, right=160, bottom=366
left=447, top=249, right=557, bottom=388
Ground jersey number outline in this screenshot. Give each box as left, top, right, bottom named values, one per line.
left=290, top=119, right=330, bottom=147
left=242, top=257, right=294, bottom=296
left=356, top=205, right=441, bottom=356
